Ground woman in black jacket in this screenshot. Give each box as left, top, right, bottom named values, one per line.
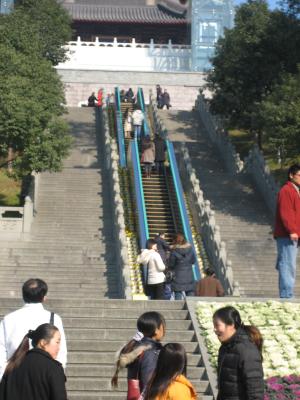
left=213, top=306, right=264, bottom=400
left=169, top=233, right=196, bottom=300
left=0, top=323, right=67, bottom=400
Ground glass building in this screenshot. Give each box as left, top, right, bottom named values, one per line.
left=0, top=0, right=14, bottom=14
left=191, top=0, right=234, bottom=71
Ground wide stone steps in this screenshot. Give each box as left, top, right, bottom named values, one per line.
left=66, top=364, right=205, bottom=379
left=0, top=298, right=214, bottom=399
left=0, top=108, right=215, bottom=398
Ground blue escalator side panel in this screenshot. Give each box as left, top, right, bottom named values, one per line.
left=130, top=140, right=149, bottom=248
left=114, top=87, right=126, bottom=167
left=137, top=88, right=150, bottom=138
left=114, top=87, right=121, bottom=111
left=166, top=140, right=201, bottom=281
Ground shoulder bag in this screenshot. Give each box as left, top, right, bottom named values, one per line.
left=127, top=352, right=144, bottom=400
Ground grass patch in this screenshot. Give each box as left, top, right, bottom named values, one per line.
left=264, top=151, right=300, bottom=186
left=227, top=129, right=300, bottom=186
left=228, top=129, right=255, bottom=159
left=0, top=169, right=22, bottom=206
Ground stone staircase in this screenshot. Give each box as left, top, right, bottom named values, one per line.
left=0, top=298, right=213, bottom=400
left=0, top=108, right=119, bottom=299
left=0, top=107, right=215, bottom=399
left=158, top=109, right=300, bottom=298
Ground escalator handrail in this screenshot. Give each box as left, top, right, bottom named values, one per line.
left=166, top=140, right=201, bottom=281
left=137, top=88, right=150, bottom=137
left=114, top=87, right=126, bottom=167
left=114, top=87, right=121, bottom=111
left=130, top=139, right=149, bottom=247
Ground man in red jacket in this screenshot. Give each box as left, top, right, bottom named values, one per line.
left=274, top=164, right=300, bottom=298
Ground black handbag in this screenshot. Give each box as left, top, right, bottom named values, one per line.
left=165, top=270, right=175, bottom=284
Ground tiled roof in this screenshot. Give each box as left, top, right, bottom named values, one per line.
left=63, top=4, right=188, bottom=24
left=63, top=0, right=149, bottom=5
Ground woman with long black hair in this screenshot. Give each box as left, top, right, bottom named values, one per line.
left=213, top=306, right=264, bottom=400
left=143, top=343, right=197, bottom=400
left=0, top=323, right=67, bottom=400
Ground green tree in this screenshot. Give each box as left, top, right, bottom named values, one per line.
left=207, top=0, right=300, bottom=146
left=0, top=45, right=72, bottom=176
left=1, top=0, right=72, bottom=65
left=260, top=70, right=300, bottom=162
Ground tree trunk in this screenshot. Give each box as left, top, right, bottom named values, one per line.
left=7, top=147, right=14, bottom=174
left=254, top=131, right=263, bottom=150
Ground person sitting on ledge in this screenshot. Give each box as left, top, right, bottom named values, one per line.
left=88, top=92, right=97, bottom=107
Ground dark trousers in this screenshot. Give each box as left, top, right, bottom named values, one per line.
left=155, top=161, right=164, bottom=173
left=147, top=283, right=165, bottom=300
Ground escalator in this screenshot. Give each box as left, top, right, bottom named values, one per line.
left=117, top=88, right=182, bottom=243
left=142, top=169, right=182, bottom=242
left=114, top=86, right=201, bottom=280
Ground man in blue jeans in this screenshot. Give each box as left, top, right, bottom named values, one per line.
left=274, top=164, right=300, bottom=298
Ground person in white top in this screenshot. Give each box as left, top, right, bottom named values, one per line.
left=0, top=278, right=67, bottom=380
left=137, top=239, right=166, bottom=300
left=132, top=107, right=145, bottom=139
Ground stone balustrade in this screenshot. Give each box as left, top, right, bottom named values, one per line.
left=58, top=37, right=192, bottom=72
left=195, top=93, right=280, bottom=217
left=98, top=106, right=132, bottom=300
left=0, top=173, right=38, bottom=237
left=244, top=145, right=279, bottom=217
left=179, top=144, right=240, bottom=296
left=195, top=93, right=244, bottom=174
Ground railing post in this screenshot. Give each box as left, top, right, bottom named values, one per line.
left=23, top=196, right=33, bottom=233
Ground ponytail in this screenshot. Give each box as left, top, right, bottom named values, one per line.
left=5, top=333, right=30, bottom=375
left=5, top=323, right=59, bottom=375
left=112, top=312, right=166, bottom=389
left=111, top=339, right=136, bottom=388
left=243, top=325, right=263, bottom=355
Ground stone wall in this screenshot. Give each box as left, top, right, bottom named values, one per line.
left=57, top=69, right=205, bottom=110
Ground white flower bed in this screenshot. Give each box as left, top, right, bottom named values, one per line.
left=196, top=301, right=300, bottom=378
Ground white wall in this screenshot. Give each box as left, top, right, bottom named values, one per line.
left=57, top=38, right=192, bottom=72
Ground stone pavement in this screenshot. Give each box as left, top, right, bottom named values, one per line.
left=158, top=109, right=300, bottom=298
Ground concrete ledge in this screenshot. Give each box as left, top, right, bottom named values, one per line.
left=186, top=298, right=218, bottom=400
left=57, top=69, right=206, bottom=85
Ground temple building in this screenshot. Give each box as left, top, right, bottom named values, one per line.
left=62, top=0, right=191, bottom=43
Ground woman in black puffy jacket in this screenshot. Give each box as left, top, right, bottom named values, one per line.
left=213, top=306, right=264, bottom=400
left=169, top=233, right=196, bottom=300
